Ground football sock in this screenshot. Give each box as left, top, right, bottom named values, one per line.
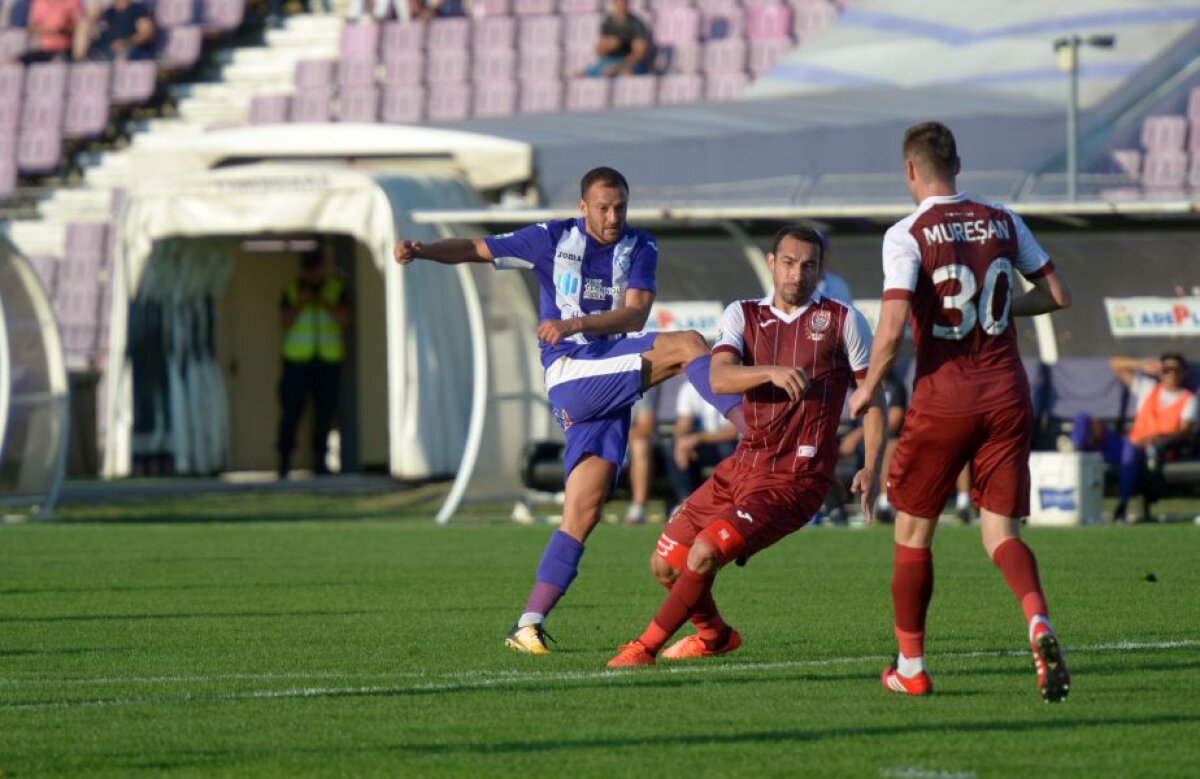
left=625, top=503, right=646, bottom=522
left=896, top=652, right=925, bottom=677
left=685, top=354, right=746, bottom=433
left=955, top=491, right=971, bottom=511
left=991, top=538, right=1049, bottom=625
left=690, top=591, right=729, bottom=646
left=1028, top=614, right=1055, bottom=643
left=892, top=543, right=934, bottom=659
left=522, top=530, right=585, bottom=619
left=517, top=611, right=543, bottom=628
left=639, top=567, right=715, bottom=654
left=877, top=492, right=891, bottom=511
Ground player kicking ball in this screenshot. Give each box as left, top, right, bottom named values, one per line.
left=607, top=226, right=886, bottom=667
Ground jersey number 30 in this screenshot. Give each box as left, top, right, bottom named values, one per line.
left=932, top=258, right=1013, bottom=340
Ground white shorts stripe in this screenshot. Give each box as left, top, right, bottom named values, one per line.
left=545, top=353, right=643, bottom=391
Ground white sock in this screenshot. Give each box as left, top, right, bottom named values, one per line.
left=625, top=503, right=645, bottom=521
left=878, top=492, right=892, bottom=511
left=955, top=492, right=970, bottom=510
left=897, top=652, right=925, bottom=677
left=517, top=612, right=544, bottom=628
left=1029, top=614, right=1053, bottom=643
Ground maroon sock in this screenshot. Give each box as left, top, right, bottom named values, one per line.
left=992, top=538, right=1049, bottom=624
left=690, top=591, right=730, bottom=648
left=892, top=544, right=933, bottom=658
left=638, top=568, right=715, bottom=654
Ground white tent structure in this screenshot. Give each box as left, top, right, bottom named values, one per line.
left=0, top=236, right=70, bottom=518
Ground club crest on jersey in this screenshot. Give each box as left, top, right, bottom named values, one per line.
left=807, top=310, right=832, bottom=341
left=614, top=247, right=633, bottom=276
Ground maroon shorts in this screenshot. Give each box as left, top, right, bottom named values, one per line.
left=655, top=458, right=829, bottom=570
left=887, top=399, right=1032, bottom=519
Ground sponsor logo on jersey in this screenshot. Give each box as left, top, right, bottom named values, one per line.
left=556, top=271, right=580, bottom=296
left=797, top=445, right=817, bottom=458
left=614, top=248, right=633, bottom=277
left=759, top=318, right=777, bottom=329
left=553, top=407, right=574, bottom=431
left=922, top=218, right=1011, bottom=246
left=735, top=509, right=754, bottom=523
left=806, top=309, right=832, bottom=341
left=556, top=249, right=583, bottom=264
left=583, top=278, right=624, bottom=300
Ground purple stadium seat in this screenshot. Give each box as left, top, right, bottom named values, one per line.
left=64, top=92, right=109, bottom=138
left=25, top=256, right=58, bottom=296
left=427, top=48, right=469, bottom=83
left=426, top=81, right=470, bottom=121
left=159, top=25, right=202, bottom=69
left=474, top=0, right=511, bottom=14
left=0, top=157, right=15, bottom=199
left=1141, top=150, right=1188, bottom=190
left=0, top=93, right=18, bottom=132
left=200, top=0, right=243, bottom=32
left=340, top=20, right=379, bottom=60
left=748, top=37, right=790, bottom=75
left=563, top=12, right=602, bottom=58
left=154, top=0, right=193, bottom=28
left=653, top=5, right=699, bottom=45
left=0, top=64, right=21, bottom=130
left=518, top=14, right=562, bottom=49
left=1190, top=119, right=1200, bottom=154
left=790, top=0, right=837, bottom=41
left=473, top=47, right=515, bottom=82
left=427, top=17, right=470, bottom=50
left=472, top=79, right=516, bottom=117
left=564, top=77, right=608, bottom=111
left=518, top=78, right=561, bottom=113
left=1188, top=155, right=1200, bottom=190
left=1188, top=87, right=1200, bottom=124
left=660, top=43, right=700, bottom=73
left=338, top=58, right=376, bottom=86
left=704, top=69, right=747, bottom=100
left=0, top=29, right=27, bottom=62
left=512, top=0, right=554, bottom=14
left=16, top=125, right=61, bottom=173
left=563, top=47, right=595, bottom=77
left=290, top=87, right=333, bottom=122
left=745, top=0, right=792, bottom=40
left=20, top=92, right=64, bottom=130
left=611, top=74, right=656, bottom=108
left=24, top=61, right=68, bottom=99
left=110, top=60, right=157, bottom=104
left=294, top=58, right=336, bottom=88
left=473, top=16, right=515, bottom=50
left=380, top=83, right=425, bottom=123
left=698, top=0, right=743, bottom=39
left=66, top=221, right=108, bottom=259
left=68, top=61, right=111, bottom=96
left=1047, top=358, right=1126, bottom=422
left=382, top=50, right=423, bottom=84
left=701, top=38, right=746, bottom=74
left=559, top=0, right=598, bottom=12
left=657, top=72, right=702, bottom=104
left=381, top=20, right=425, bottom=53
left=517, top=46, right=560, bottom=81
left=1109, top=148, right=1141, bottom=178
left=248, top=94, right=290, bottom=124
left=1140, top=115, right=1187, bottom=151
left=337, top=85, right=379, bottom=122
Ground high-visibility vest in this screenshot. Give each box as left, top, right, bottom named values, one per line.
left=282, top=277, right=345, bottom=363
left=1129, top=384, right=1194, bottom=444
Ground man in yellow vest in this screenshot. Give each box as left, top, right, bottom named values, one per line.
left=1109, top=352, right=1196, bottom=521
left=277, top=248, right=350, bottom=478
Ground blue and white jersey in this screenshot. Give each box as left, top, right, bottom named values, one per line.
left=485, top=217, right=658, bottom=368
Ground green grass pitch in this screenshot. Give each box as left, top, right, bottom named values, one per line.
left=0, top=491, right=1197, bottom=776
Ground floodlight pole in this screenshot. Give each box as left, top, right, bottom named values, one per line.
left=1065, top=36, right=1079, bottom=202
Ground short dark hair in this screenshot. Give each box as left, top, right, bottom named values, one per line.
left=903, top=121, right=959, bottom=180
left=1161, top=352, right=1188, bottom=370
left=580, top=167, right=629, bottom=198
left=770, top=224, right=824, bottom=264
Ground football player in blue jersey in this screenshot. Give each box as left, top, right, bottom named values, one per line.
left=394, top=167, right=744, bottom=654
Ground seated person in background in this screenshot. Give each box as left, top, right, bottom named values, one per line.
left=92, top=0, right=153, bottom=60
left=664, top=379, right=739, bottom=518
left=586, top=0, right=652, bottom=77
left=835, top=368, right=905, bottom=522
left=412, top=0, right=468, bottom=19
left=1107, top=352, right=1197, bottom=521
left=22, top=0, right=85, bottom=62
left=624, top=385, right=660, bottom=525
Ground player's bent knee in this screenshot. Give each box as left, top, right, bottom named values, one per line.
left=655, top=532, right=690, bottom=573
left=650, top=554, right=678, bottom=588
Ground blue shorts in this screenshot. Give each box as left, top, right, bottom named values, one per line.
left=545, top=333, right=656, bottom=478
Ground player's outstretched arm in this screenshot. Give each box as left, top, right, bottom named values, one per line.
left=849, top=298, right=908, bottom=417
left=1012, top=268, right=1072, bottom=318
left=393, top=238, right=493, bottom=266
left=851, top=385, right=887, bottom=524
left=709, top=351, right=809, bottom=399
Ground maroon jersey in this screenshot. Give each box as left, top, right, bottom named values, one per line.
left=713, top=292, right=871, bottom=476
left=882, top=193, right=1053, bottom=416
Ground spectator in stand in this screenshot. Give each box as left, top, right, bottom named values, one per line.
left=664, top=379, right=739, bottom=518
left=91, top=0, right=154, bottom=60
left=412, top=0, right=468, bottom=19
left=623, top=385, right=659, bottom=525
left=268, top=0, right=331, bottom=28
left=22, top=0, right=86, bottom=62
left=1107, top=353, right=1197, bottom=521
left=586, top=0, right=652, bottom=77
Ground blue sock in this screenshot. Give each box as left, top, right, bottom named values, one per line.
left=524, top=530, right=585, bottom=618
left=685, top=353, right=742, bottom=418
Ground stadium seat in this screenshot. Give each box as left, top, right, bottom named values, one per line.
left=1188, top=86, right=1200, bottom=123
left=1141, top=150, right=1188, bottom=190
left=1189, top=119, right=1200, bottom=153
left=68, top=61, right=111, bottom=96
left=24, top=61, right=68, bottom=100
left=1188, top=155, right=1200, bottom=190
left=426, top=81, right=471, bottom=121
left=657, top=72, right=702, bottom=104
left=559, top=0, right=599, bottom=12
left=474, top=0, right=511, bottom=14
left=697, top=0, right=743, bottom=39
left=200, top=0, right=243, bottom=33
left=0, top=29, right=27, bottom=63
left=340, top=20, right=379, bottom=60
left=564, top=77, right=609, bottom=111
left=337, top=85, right=379, bottom=122
left=518, top=14, right=562, bottom=50
left=473, top=48, right=516, bottom=82
left=63, top=92, right=110, bottom=139
left=0, top=64, right=22, bottom=131
left=653, top=4, right=700, bottom=45
left=702, top=38, right=747, bottom=74
left=563, top=13, right=602, bottom=51
left=518, top=78, right=562, bottom=113
left=748, top=37, right=790, bottom=76
left=159, top=25, right=203, bottom=70
left=380, top=84, right=425, bottom=123
left=248, top=94, right=290, bottom=124
left=427, top=47, right=470, bottom=83
left=745, top=0, right=793, bottom=40
left=294, top=58, right=336, bottom=88
left=473, top=16, right=515, bottom=50
left=381, top=20, right=425, bottom=53
left=517, top=46, right=561, bottom=82
left=110, top=60, right=157, bottom=105
left=290, top=87, right=333, bottom=122
left=705, top=70, right=747, bottom=100
left=338, top=58, right=376, bottom=87
left=16, top=125, right=61, bottom=174
left=472, top=79, right=517, bottom=117
left=562, top=44, right=596, bottom=77
left=1046, top=357, right=1128, bottom=425
left=20, top=92, right=65, bottom=134
left=611, top=74, right=657, bottom=108
left=512, top=0, right=555, bottom=14
left=1140, top=115, right=1187, bottom=151
left=427, top=17, right=470, bottom=51
left=790, top=0, right=837, bottom=42
left=0, top=156, right=15, bottom=199
left=25, top=255, right=59, bottom=297
left=658, top=43, right=701, bottom=74
left=154, top=0, right=193, bottom=29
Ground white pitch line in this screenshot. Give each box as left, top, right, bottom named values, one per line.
left=2, top=638, right=1197, bottom=711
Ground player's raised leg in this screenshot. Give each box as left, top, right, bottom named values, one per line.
left=641, top=330, right=745, bottom=432
left=506, top=454, right=615, bottom=654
